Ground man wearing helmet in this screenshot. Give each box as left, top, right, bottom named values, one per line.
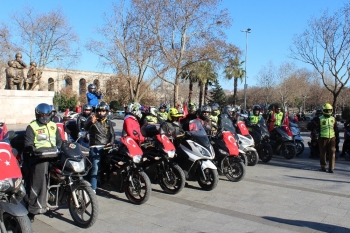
left=209, top=103, right=220, bottom=132
left=180, top=102, right=198, bottom=131
left=247, top=105, right=263, bottom=132
left=84, top=102, right=115, bottom=192
left=199, top=105, right=213, bottom=135
left=23, top=103, right=63, bottom=221
left=315, top=103, right=338, bottom=173
left=222, top=105, right=237, bottom=124
left=86, top=84, right=102, bottom=111
left=50, top=105, right=62, bottom=123
left=157, top=104, right=168, bottom=122
left=144, top=106, right=158, bottom=125
left=123, top=102, right=145, bottom=144
left=160, top=107, right=184, bottom=146
left=76, top=104, right=93, bottom=147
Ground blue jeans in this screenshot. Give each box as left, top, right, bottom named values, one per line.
left=89, top=147, right=103, bottom=190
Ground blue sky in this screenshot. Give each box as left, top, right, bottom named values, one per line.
left=1, top=0, right=348, bottom=91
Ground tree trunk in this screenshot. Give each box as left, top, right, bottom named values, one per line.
left=189, top=80, right=193, bottom=103
left=198, top=81, right=203, bottom=108
left=204, top=80, right=209, bottom=105
left=233, top=78, right=238, bottom=105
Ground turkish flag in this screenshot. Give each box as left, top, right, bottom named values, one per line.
left=183, top=102, right=188, bottom=118
left=268, top=107, right=276, bottom=132
left=156, top=134, right=175, bottom=152
left=282, top=111, right=290, bottom=127
left=56, top=123, right=68, bottom=140
left=222, top=131, right=239, bottom=156
left=0, top=123, right=8, bottom=140
left=120, top=136, right=143, bottom=157
left=0, top=142, right=22, bottom=180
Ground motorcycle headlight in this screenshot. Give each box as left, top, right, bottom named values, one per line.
left=193, top=143, right=212, bottom=157
left=218, top=148, right=228, bottom=155
left=167, top=150, right=175, bottom=158
left=0, top=179, right=11, bottom=192
left=15, top=183, right=26, bottom=201
left=68, top=160, right=85, bottom=173
left=132, top=155, right=142, bottom=163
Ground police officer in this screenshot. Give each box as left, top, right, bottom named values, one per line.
left=274, top=106, right=284, bottom=127
left=248, top=105, right=263, bottom=132
left=157, top=104, right=168, bottom=122
left=210, top=103, right=220, bottom=132
left=316, top=103, right=338, bottom=173
left=24, top=103, right=62, bottom=222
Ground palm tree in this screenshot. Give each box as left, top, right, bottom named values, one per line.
left=194, top=61, right=218, bottom=107
left=180, top=69, right=199, bottom=104
left=224, top=56, right=245, bottom=105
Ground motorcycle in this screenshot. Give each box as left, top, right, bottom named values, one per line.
left=100, top=135, right=152, bottom=205
left=175, top=119, right=219, bottom=191
left=236, top=114, right=259, bottom=166
left=248, top=117, right=273, bottom=163
left=211, top=114, right=246, bottom=182
left=26, top=137, right=99, bottom=228
left=341, top=126, right=350, bottom=157
left=269, top=125, right=297, bottom=160
left=140, top=124, right=186, bottom=194
left=289, top=122, right=304, bottom=156
left=0, top=132, right=32, bottom=233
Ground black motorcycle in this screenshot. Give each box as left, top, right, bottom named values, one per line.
left=269, top=125, right=296, bottom=160
left=140, top=124, right=186, bottom=195
left=100, top=136, right=152, bottom=205
left=0, top=132, right=32, bottom=233
left=248, top=117, right=273, bottom=163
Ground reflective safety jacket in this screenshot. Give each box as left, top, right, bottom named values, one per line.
left=158, top=111, right=168, bottom=121
left=275, top=112, right=284, bottom=127
left=319, top=115, right=336, bottom=138
left=29, top=121, right=57, bottom=149
left=146, top=115, right=158, bottom=124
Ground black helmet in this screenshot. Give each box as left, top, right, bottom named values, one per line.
left=35, top=103, right=52, bottom=124
left=188, top=102, right=197, bottom=113
left=316, top=109, right=322, bottom=116
left=159, top=103, right=167, bottom=110
left=200, top=105, right=211, bottom=120
left=83, top=104, right=93, bottom=116
left=88, top=84, right=97, bottom=93
left=223, top=105, right=234, bottom=116
left=95, top=102, right=110, bottom=119
left=211, top=103, right=219, bottom=112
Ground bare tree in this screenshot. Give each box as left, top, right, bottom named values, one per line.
left=135, top=0, right=234, bottom=105
left=256, top=61, right=277, bottom=106
left=12, top=7, right=80, bottom=71
left=87, top=1, right=161, bottom=102
left=290, top=3, right=350, bottom=109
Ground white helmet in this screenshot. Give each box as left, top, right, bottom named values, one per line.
left=149, top=106, right=157, bottom=117
left=127, top=102, right=142, bottom=119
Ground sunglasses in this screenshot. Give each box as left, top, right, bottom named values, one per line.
left=97, top=109, right=106, bottom=112
left=39, top=113, right=50, bottom=117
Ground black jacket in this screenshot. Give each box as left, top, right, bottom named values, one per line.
left=76, top=114, right=88, bottom=132
left=160, top=121, right=184, bottom=147
left=85, top=116, right=115, bottom=146
left=180, top=114, right=197, bottom=132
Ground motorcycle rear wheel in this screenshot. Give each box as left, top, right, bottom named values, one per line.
left=222, top=157, right=246, bottom=182
left=197, top=168, right=218, bottom=191
left=125, top=171, right=151, bottom=205
left=246, top=150, right=259, bottom=166
left=159, top=164, right=186, bottom=195
left=68, top=185, right=99, bottom=228
left=295, top=141, right=304, bottom=156
left=258, top=144, right=273, bottom=163
left=282, top=144, right=296, bottom=160
left=3, top=213, right=32, bottom=233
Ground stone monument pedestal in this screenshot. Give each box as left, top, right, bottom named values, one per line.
left=0, top=90, right=55, bottom=124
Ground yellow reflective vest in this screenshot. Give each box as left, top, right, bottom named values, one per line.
left=319, top=115, right=335, bottom=138
left=146, top=115, right=158, bottom=124
left=29, top=120, right=57, bottom=149
left=275, top=112, right=284, bottom=127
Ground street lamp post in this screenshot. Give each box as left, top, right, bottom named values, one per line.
left=241, top=28, right=251, bottom=112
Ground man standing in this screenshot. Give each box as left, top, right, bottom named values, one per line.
left=316, top=103, right=338, bottom=173
left=86, top=84, right=102, bottom=111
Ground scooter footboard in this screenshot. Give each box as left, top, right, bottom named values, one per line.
left=200, top=160, right=217, bottom=170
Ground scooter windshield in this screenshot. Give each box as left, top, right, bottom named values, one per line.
left=218, top=114, right=236, bottom=134
left=256, top=117, right=269, bottom=136
left=189, top=119, right=211, bottom=149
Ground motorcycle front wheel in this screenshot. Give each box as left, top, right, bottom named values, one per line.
left=3, top=213, right=32, bottom=233
left=197, top=168, right=218, bottom=191
left=222, top=157, right=246, bottom=182
left=68, top=185, right=99, bottom=228
left=246, top=150, right=259, bottom=166
left=125, top=171, right=151, bottom=205
left=159, top=164, right=186, bottom=195
left=258, top=144, right=273, bottom=163
left=295, top=141, right=304, bottom=156
left=239, top=153, right=248, bottom=166
left=282, top=144, right=296, bottom=160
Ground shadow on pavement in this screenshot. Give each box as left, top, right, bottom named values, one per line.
left=96, top=188, right=131, bottom=204
left=262, top=216, right=350, bottom=233
left=44, top=209, right=76, bottom=226
left=286, top=175, right=350, bottom=184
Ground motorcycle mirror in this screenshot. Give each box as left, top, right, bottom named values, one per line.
left=37, top=133, right=48, bottom=141
left=3, top=130, right=15, bottom=140
left=78, top=132, right=86, bottom=138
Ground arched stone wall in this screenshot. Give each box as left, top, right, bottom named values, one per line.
left=48, top=78, right=54, bottom=91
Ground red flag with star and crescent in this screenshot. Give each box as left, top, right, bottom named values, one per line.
left=0, top=142, right=22, bottom=180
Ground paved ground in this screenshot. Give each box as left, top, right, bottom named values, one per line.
left=6, top=120, right=350, bottom=233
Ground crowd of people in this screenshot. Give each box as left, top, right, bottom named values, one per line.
left=21, top=82, right=346, bottom=222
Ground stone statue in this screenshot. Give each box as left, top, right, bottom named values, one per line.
left=5, top=53, right=27, bottom=90
left=25, top=62, right=42, bottom=90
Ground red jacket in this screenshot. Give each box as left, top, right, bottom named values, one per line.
left=123, top=115, right=145, bottom=143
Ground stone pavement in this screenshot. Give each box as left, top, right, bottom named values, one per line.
left=8, top=120, right=350, bottom=232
